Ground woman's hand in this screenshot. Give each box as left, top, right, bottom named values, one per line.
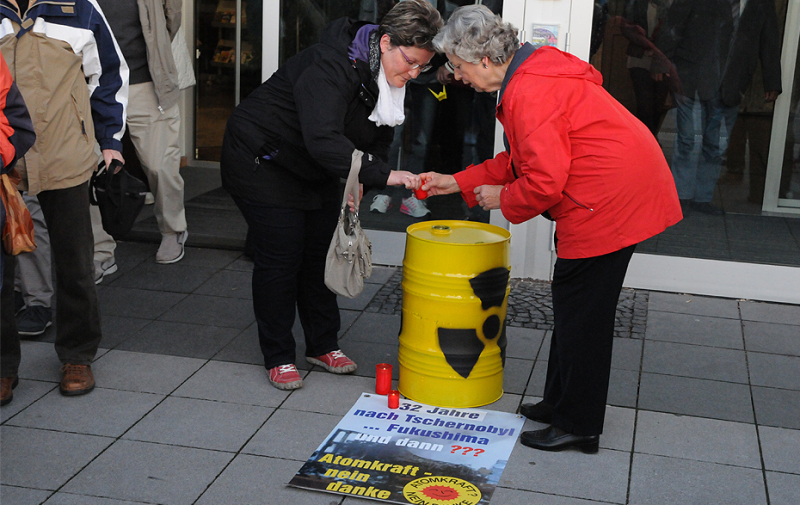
left=420, top=172, right=460, bottom=196
left=387, top=170, right=421, bottom=189
left=347, top=183, right=364, bottom=213
left=474, top=185, right=503, bottom=210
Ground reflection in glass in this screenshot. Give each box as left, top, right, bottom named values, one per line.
left=593, top=0, right=799, bottom=267
left=195, top=0, right=263, bottom=161
left=780, top=39, right=800, bottom=202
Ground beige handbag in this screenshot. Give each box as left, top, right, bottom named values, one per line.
left=324, top=150, right=373, bottom=298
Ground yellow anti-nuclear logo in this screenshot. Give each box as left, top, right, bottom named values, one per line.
left=402, top=476, right=481, bottom=505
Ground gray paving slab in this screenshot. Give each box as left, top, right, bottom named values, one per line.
left=607, top=368, right=639, bottom=408
left=0, top=379, right=56, bottom=423
left=110, top=261, right=217, bottom=293
left=115, top=319, right=240, bottom=358
left=634, top=411, right=761, bottom=468
left=505, top=326, right=546, bottom=360
left=611, top=337, right=643, bottom=371
left=765, top=471, right=800, bottom=505
left=175, top=246, right=243, bottom=268
left=344, top=341, right=400, bottom=382
left=484, top=392, right=523, bottom=415
left=342, top=312, right=401, bottom=346
left=242, top=409, right=342, bottom=461
left=5, top=388, right=163, bottom=437
left=98, top=315, right=151, bottom=349
left=225, top=256, right=254, bottom=272
left=747, top=352, right=800, bottom=390
left=638, top=372, right=754, bottom=423
left=628, top=453, right=767, bottom=505
left=499, top=439, right=630, bottom=503
left=16, top=341, right=62, bottom=383
left=210, top=323, right=263, bottom=365
left=90, top=350, right=205, bottom=394
left=194, top=269, right=253, bottom=298
left=0, top=485, right=52, bottom=505
left=743, top=321, right=800, bottom=356
left=173, top=360, right=293, bottom=407
left=752, top=386, right=800, bottom=430
left=123, top=396, right=272, bottom=452
left=62, top=439, right=233, bottom=505
left=43, top=493, right=149, bottom=504
left=641, top=340, right=749, bottom=383
left=525, top=360, right=547, bottom=398
left=503, top=357, right=534, bottom=395
left=157, top=293, right=255, bottom=328
left=365, top=265, right=397, bottom=285
left=195, top=454, right=335, bottom=505
left=758, top=426, right=800, bottom=474
left=0, top=426, right=113, bottom=490
left=98, top=286, right=186, bottom=319
left=476, top=486, right=613, bottom=505
left=280, top=372, right=376, bottom=416
left=740, top=300, right=800, bottom=324
left=337, top=283, right=383, bottom=311
left=648, top=291, right=741, bottom=318
left=646, top=311, right=744, bottom=349
left=599, top=405, right=635, bottom=452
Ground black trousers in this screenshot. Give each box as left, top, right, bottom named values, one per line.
left=1, top=182, right=101, bottom=377
left=233, top=197, right=341, bottom=369
left=543, top=244, right=636, bottom=436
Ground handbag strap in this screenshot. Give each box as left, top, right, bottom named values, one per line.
left=339, top=150, right=364, bottom=218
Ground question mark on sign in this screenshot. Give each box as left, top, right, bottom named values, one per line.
left=450, top=445, right=461, bottom=454
left=462, top=447, right=474, bottom=456
left=473, top=448, right=485, bottom=457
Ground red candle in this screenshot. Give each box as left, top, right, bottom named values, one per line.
left=375, top=363, right=392, bottom=395
left=414, top=188, right=428, bottom=200
left=388, top=390, right=400, bottom=409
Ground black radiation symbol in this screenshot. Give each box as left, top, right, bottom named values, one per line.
left=437, top=267, right=509, bottom=379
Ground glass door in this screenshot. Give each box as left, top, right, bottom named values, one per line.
left=194, top=0, right=263, bottom=161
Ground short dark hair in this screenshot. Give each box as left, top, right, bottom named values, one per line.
left=379, top=0, right=443, bottom=52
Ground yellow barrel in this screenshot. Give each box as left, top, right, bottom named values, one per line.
left=398, top=220, right=511, bottom=408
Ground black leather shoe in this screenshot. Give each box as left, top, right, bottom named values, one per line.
left=519, top=401, right=554, bottom=423
left=520, top=426, right=599, bottom=454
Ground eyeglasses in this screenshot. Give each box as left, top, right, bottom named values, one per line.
left=397, top=46, right=432, bottom=73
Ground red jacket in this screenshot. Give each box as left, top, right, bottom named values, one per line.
left=455, top=47, right=682, bottom=259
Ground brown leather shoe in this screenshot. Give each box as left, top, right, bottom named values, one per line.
left=1, top=376, right=19, bottom=406
left=59, top=364, right=95, bottom=396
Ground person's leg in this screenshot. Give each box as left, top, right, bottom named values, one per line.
left=745, top=115, right=772, bottom=203
left=671, top=92, right=699, bottom=200
left=1, top=251, right=22, bottom=379
left=545, top=245, right=636, bottom=436
left=723, top=114, right=747, bottom=182
left=233, top=197, right=305, bottom=369
left=90, top=203, right=118, bottom=281
left=629, top=67, right=658, bottom=135
left=296, top=202, right=341, bottom=359
left=37, top=183, right=102, bottom=367
left=695, top=98, right=738, bottom=203
left=126, top=82, right=186, bottom=262
left=15, top=194, right=53, bottom=308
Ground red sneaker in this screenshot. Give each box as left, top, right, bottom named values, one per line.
left=267, top=364, right=303, bottom=390
left=307, top=350, right=357, bottom=374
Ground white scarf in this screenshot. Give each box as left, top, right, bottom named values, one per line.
left=368, top=62, right=406, bottom=127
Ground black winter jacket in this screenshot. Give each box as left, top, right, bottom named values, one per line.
left=220, top=18, right=393, bottom=209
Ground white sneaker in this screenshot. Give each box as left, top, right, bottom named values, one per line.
left=156, top=230, right=188, bottom=264
left=144, top=192, right=155, bottom=205
left=400, top=196, right=431, bottom=218
left=94, top=258, right=118, bottom=284
left=370, top=194, right=392, bottom=213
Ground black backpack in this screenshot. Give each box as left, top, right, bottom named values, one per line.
left=89, top=160, right=148, bottom=239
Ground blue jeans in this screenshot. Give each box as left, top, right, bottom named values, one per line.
left=671, top=92, right=739, bottom=202
left=233, top=197, right=341, bottom=369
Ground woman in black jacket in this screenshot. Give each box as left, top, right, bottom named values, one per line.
left=221, top=0, right=442, bottom=390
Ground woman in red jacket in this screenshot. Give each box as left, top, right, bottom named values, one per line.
left=422, top=5, right=682, bottom=453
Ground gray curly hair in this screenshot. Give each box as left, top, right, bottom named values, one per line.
left=433, top=4, right=519, bottom=65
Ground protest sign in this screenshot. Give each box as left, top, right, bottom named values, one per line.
left=289, top=392, right=525, bottom=504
